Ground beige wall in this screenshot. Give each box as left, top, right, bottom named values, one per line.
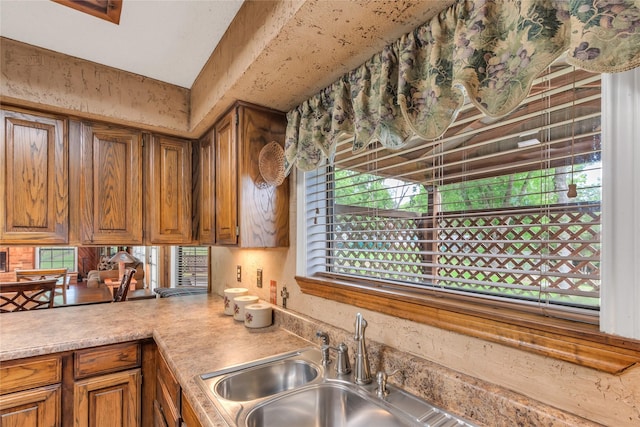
left=0, top=38, right=189, bottom=136
left=210, top=173, right=640, bottom=427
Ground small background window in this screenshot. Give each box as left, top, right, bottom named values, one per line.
left=38, top=247, right=76, bottom=271
left=175, top=247, right=208, bottom=287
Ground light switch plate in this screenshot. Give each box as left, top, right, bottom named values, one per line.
left=236, top=265, right=241, bottom=282
left=257, top=268, right=263, bottom=288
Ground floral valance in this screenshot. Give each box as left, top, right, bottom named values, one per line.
left=284, top=0, right=640, bottom=174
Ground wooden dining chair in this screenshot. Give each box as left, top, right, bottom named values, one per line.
left=0, top=279, right=58, bottom=312
left=15, top=268, right=68, bottom=304
left=113, top=268, right=136, bottom=302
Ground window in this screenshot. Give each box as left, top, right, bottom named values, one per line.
left=37, top=247, right=76, bottom=271
left=147, top=246, right=159, bottom=290
left=304, top=64, right=601, bottom=321
left=131, top=246, right=151, bottom=290
left=175, top=247, right=208, bottom=287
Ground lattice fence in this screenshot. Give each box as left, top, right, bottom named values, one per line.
left=331, top=203, right=600, bottom=304
left=332, top=205, right=424, bottom=282
left=436, top=204, right=601, bottom=302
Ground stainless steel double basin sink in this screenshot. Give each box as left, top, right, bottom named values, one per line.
left=197, top=347, right=477, bottom=427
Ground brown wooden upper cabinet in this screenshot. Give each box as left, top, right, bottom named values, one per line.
left=214, top=102, right=289, bottom=247
left=74, top=121, right=143, bottom=245
left=0, top=108, right=68, bottom=244
left=146, top=134, right=192, bottom=244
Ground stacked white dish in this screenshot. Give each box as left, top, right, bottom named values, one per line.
left=244, top=303, right=273, bottom=328
left=223, top=288, right=248, bottom=315
left=233, top=295, right=259, bottom=321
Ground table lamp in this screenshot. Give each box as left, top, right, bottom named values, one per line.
left=109, top=251, right=137, bottom=282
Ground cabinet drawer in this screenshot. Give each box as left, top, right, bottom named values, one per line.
left=74, top=342, right=141, bottom=379
left=0, top=355, right=62, bottom=395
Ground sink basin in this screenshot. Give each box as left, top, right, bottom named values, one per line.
left=215, top=359, right=319, bottom=401
left=246, top=383, right=418, bottom=427
left=198, top=347, right=477, bottom=427
left=198, top=348, right=323, bottom=416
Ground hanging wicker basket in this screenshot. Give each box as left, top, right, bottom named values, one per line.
left=257, top=141, right=285, bottom=188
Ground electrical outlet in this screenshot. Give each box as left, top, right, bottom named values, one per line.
left=256, top=268, right=263, bottom=288
left=236, top=265, right=241, bottom=282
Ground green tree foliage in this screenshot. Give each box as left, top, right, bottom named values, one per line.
left=334, top=170, right=395, bottom=209
left=335, top=163, right=600, bottom=213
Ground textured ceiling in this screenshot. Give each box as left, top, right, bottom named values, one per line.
left=0, top=0, right=244, bottom=88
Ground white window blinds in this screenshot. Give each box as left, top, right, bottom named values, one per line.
left=305, top=63, right=601, bottom=318
left=176, top=247, right=209, bottom=287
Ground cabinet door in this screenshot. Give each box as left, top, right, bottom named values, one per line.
left=237, top=105, right=288, bottom=248
left=214, top=110, right=238, bottom=245
left=0, top=384, right=61, bottom=427
left=79, top=123, right=143, bottom=244
left=147, top=135, right=192, bottom=244
left=155, top=351, right=180, bottom=427
left=180, top=392, right=202, bottom=427
left=197, top=129, right=215, bottom=244
left=153, top=400, right=169, bottom=427
left=74, top=369, right=141, bottom=427
left=0, top=109, right=68, bottom=244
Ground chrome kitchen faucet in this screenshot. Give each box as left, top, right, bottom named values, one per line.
left=353, top=312, right=372, bottom=384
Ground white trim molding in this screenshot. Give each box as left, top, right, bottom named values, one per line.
left=601, top=67, right=640, bottom=339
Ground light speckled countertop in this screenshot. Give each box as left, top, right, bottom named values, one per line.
left=0, top=294, right=312, bottom=426
left=0, top=294, right=602, bottom=427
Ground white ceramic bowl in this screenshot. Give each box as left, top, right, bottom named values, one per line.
left=223, top=288, right=248, bottom=315
left=244, top=303, right=273, bottom=328
left=233, top=295, right=259, bottom=321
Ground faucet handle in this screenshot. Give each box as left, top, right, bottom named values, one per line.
left=334, top=343, right=351, bottom=375
left=375, top=369, right=402, bottom=398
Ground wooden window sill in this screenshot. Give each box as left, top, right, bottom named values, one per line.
left=296, top=275, right=640, bottom=374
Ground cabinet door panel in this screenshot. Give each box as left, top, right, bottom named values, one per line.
left=147, top=135, right=192, bottom=244
left=153, top=400, right=169, bottom=427
left=74, top=369, right=140, bottom=427
left=237, top=106, right=288, bottom=247
left=1, top=109, right=68, bottom=244
left=198, top=130, right=215, bottom=244
left=0, top=384, right=61, bottom=427
left=181, top=392, right=203, bottom=427
left=79, top=123, right=142, bottom=244
left=215, top=110, right=237, bottom=245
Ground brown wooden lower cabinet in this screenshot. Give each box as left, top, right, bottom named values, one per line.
left=72, top=341, right=142, bottom=427
left=153, top=400, right=169, bottom=427
left=0, top=353, right=62, bottom=426
left=74, top=369, right=141, bottom=427
left=0, top=384, right=61, bottom=426
left=180, top=392, right=203, bottom=427
left=0, top=341, right=151, bottom=427
left=154, top=350, right=180, bottom=427
left=0, top=340, right=205, bottom=427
